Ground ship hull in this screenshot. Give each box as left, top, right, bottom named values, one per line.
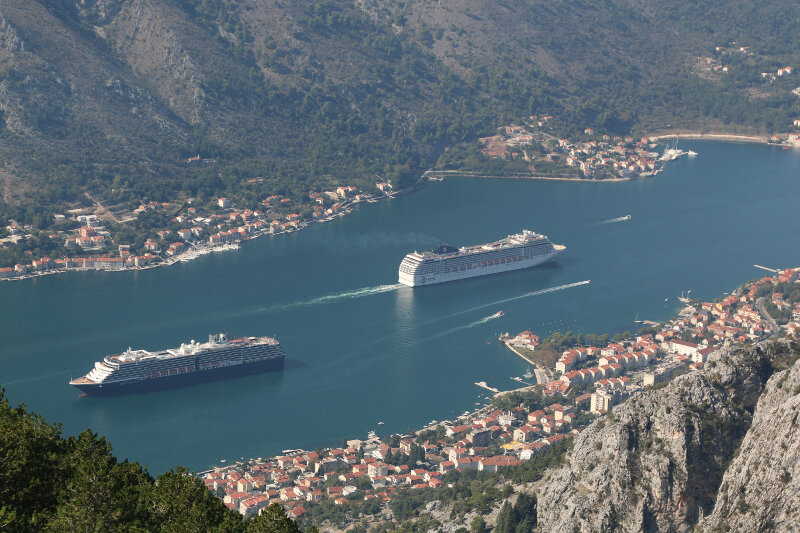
left=72, top=357, right=284, bottom=396
left=399, top=250, right=559, bottom=287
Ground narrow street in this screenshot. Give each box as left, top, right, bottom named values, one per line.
left=756, top=297, right=779, bottom=338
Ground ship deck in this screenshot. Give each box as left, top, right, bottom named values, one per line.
left=70, top=376, right=96, bottom=385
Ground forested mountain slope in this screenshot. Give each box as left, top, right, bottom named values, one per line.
left=0, top=0, right=797, bottom=221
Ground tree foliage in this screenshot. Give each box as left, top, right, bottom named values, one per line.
left=0, top=390, right=312, bottom=532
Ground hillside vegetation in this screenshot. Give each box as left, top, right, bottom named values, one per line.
left=0, top=389, right=315, bottom=532
left=0, top=0, right=798, bottom=225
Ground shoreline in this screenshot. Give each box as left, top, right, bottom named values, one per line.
left=2, top=132, right=788, bottom=284
left=425, top=171, right=632, bottom=183
left=502, top=340, right=538, bottom=365
left=646, top=131, right=773, bottom=144
left=0, top=189, right=411, bottom=284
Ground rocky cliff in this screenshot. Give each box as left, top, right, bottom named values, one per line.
left=528, top=340, right=799, bottom=532
left=701, top=345, right=800, bottom=531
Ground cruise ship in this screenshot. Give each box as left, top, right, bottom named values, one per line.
left=69, top=333, right=285, bottom=396
left=398, top=230, right=565, bottom=287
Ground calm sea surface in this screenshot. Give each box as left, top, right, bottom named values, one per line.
left=1, top=140, right=798, bottom=473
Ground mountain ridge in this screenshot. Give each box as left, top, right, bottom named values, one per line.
left=0, top=0, right=797, bottom=220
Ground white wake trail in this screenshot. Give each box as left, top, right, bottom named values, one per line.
left=258, top=283, right=403, bottom=313
left=418, top=280, right=591, bottom=343
left=304, top=283, right=403, bottom=305
left=452, top=280, right=591, bottom=319
left=599, top=215, right=631, bottom=224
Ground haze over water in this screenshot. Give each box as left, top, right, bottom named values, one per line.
left=1, top=140, right=798, bottom=473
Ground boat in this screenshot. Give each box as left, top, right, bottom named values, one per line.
left=688, top=150, right=698, bottom=157
left=493, top=310, right=505, bottom=318
left=624, top=215, right=632, bottom=220
left=659, top=139, right=686, bottom=161
left=398, top=229, right=565, bottom=287
left=678, top=290, right=692, bottom=303
left=69, top=332, right=285, bottom=396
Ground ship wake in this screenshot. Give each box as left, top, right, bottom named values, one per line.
left=435, top=313, right=504, bottom=338
left=455, top=280, right=591, bottom=318
left=599, top=215, right=631, bottom=224
left=260, top=283, right=403, bottom=313
left=303, top=283, right=403, bottom=305
left=418, top=280, right=591, bottom=343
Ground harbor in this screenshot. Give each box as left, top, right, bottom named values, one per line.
left=0, top=140, right=798, bottom=474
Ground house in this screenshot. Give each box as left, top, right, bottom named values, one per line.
left=218, top=198, right=231, bottom=209
left=479, top=456, right=520, bottom=472
left=669, top=339, right=699, bottom=356
left=512, top=425, right=539, bottom=443
left=467, top=429, right=492, bottom=447
left=439, top=461, right=455, bottom=473
left=454, top=457, right=480, bottom=470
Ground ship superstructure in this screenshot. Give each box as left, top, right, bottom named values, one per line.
left=398, top=230, right=564, bottom=287
left=70, top=333, right=285, bottom=396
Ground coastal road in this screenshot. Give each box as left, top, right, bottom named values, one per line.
left=756, top=297, right=779, bottom=338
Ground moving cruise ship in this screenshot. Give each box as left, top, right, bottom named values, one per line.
left=398, top=230, right=564, bottom=287
left=69, top=333, right=285, bottom=396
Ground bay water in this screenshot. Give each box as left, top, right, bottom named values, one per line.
left=1, top=140, right=798, bottom=473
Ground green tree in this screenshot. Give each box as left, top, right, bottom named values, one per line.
left=0, top=390, right=65, bottom=531
left=46, top=430, right=149, bottom=532
left=470, top=515, right=487, bottom=533
left=248, top=503, right=313, bottom=533
left=144, top=467, right=244, bottom=533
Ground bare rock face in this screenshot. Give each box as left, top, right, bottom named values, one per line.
left=702, top=353, right=800, bottom=532
left=109, top=0, right=208, bottom=125
left=533, top=342, right=791, bottom=533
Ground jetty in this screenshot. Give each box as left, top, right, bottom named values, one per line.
left=754, top=264, right=779, bottom=273
left=474, top=381, right=500, bottom=393
left=502, top=339, right=537, bottom=366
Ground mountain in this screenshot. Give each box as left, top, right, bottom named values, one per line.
left=0, top=0, right=798, bottom=221
left=702, top=344, right=800, bottom=531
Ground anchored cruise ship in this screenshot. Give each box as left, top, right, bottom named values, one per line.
left=69, top=333, right=285, bottom=396
left=398, top=229, right=565, bottom=287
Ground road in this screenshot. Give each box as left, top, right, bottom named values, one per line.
left=85, top=192, right=121, bottom=224
left=756, top=297, right=779, bottom=338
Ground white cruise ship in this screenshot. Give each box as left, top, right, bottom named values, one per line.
left=398, top=229, right=565, bottom=287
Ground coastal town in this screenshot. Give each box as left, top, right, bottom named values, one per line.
left=197, top=267, right=800, bottom=529
left=473, top=115, right=800, bottom=181
left=476, top=116, right=675, bottom=179
left=0, top=182, right=395, bottom=281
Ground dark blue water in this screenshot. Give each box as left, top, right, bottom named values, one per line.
left=1, top=140, right=798, bottom=472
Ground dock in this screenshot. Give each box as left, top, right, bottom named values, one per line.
left=474, top=381, right=500, bottom=393
left=754, top=264, right=779, bottom=273
left=502, top=340, right=537, bottom=366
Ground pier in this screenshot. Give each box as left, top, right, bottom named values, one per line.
left=502, top=340, right=537, bottom=366
left=474, top=381, right=500, bottom=393
left=754, top=264, right=779, bottom=273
